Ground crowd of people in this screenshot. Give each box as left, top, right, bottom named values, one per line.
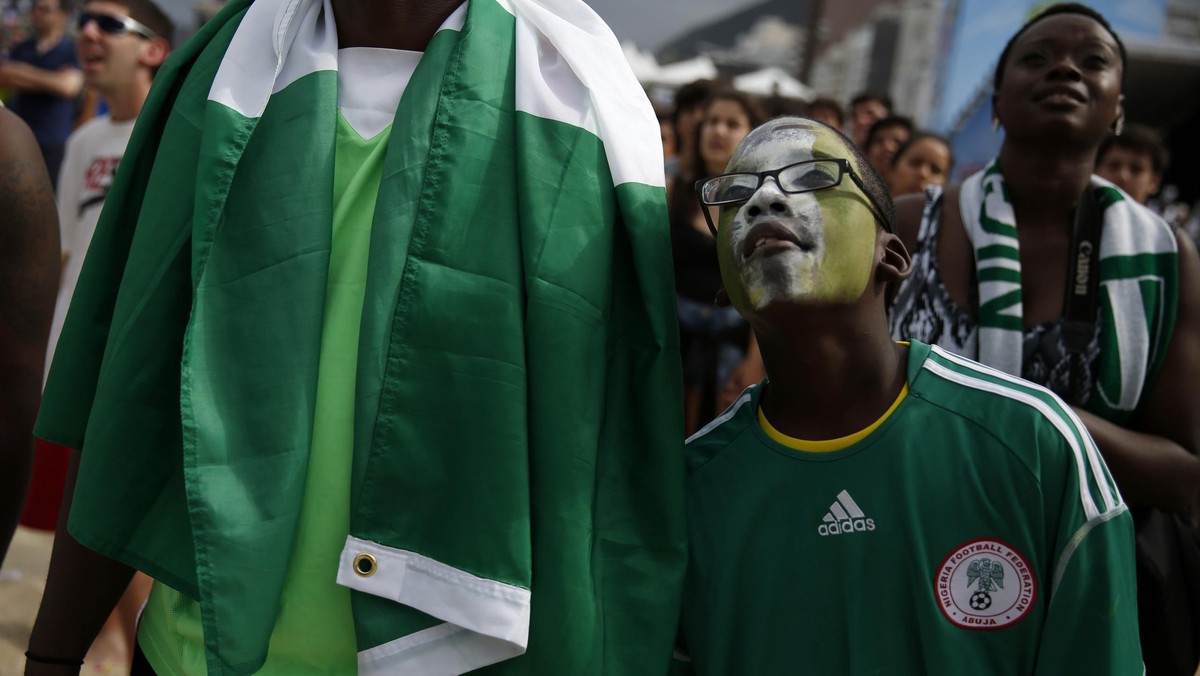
left=0, top=0, right=1197, bottom=674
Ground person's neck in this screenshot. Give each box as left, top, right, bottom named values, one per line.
left=998, top=139, right=1095, bottom=224
left=755, top=307, right=906, bottom=441
left=101, top=78, right=152, bottom=123
left=332, top=0, right=464, bottom=50
left=36, top=27, right=64, bottom=52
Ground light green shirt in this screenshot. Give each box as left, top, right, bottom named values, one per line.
left=139, top=59, right=407, bottom=672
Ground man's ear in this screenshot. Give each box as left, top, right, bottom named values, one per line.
left=878, top=231, right=912, bottom=286
left=140, top=37, right=169, bottom=69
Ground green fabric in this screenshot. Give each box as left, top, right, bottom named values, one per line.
left=681, top=341, right=1141, bottom=674
left=37, top=0, right=685, bottom=672
left=138, top=111, right=386, bottom=675
left=274, top=110, right=387, bottom=667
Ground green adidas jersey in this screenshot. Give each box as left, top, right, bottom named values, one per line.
left=678, top=340, right=1141, bottom=675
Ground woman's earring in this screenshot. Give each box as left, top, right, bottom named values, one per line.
left=1114, top=116, right=1124, bottom=136
left=991, top=116, right=1000, bottom=132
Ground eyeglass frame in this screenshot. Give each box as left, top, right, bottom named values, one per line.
left=77, top=10, right=158, bottom=40
left=693, top=158, right=894, bottom=237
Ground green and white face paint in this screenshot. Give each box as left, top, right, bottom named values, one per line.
left=717, top=119, right=880, bottom=315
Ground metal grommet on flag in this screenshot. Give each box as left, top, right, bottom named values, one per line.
left=353, top=553, right=378, bottom=577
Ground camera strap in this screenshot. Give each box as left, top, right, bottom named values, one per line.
left=1062, top=185, right=1103, bottom=356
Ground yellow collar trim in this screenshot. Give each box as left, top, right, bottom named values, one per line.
left=758, top=383, right=909, bottom=452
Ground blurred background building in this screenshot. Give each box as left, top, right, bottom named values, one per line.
left=617, top=0, right=1197, bottom=206
left=2, top=0, right=1196, bottom=205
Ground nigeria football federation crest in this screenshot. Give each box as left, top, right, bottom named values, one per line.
left=934, top=539, right=1037, bottom=629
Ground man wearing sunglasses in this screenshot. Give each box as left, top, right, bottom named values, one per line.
left=674, top=117, right=1141, bottom=674
left=45, top=0, right=170, bottom=387
left=0, top=0, right=83, bottom=184
left=52, top=0, right=170, bottom=263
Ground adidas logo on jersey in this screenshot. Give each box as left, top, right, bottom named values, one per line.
left=818, top=490, right=876, bottom=536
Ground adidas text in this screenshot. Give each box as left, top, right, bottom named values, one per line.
left=818, top=518, right=876, bottom=536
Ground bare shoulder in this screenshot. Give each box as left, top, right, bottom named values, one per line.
left=0, top=106, right=41, bottom=162
left=0, top=106, right=56, bottom=240
left=894, top=184, right=963, bottom=253
left=0, top=105, right=59, bottom=339
left=1173, top=227, right=1200, bottom=329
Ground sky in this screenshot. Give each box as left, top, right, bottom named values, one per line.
left=584, top=0, right=763, bottom=49
left=153, top=0, right=761, bottom=50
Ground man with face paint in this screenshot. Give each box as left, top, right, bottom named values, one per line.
left=674, top=117, right=1142, bottom=675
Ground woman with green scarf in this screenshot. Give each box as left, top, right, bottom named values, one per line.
left=889, top=5, right=1200, bottom=674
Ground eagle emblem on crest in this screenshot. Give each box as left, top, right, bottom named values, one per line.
left=967, top=558, right=1005, bottom=592
left=966, top=557, right=1004, bottom=610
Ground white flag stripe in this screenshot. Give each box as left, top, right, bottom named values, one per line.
left=830, top=503, right=850, bottom=522
left=210, top=0, right=465, bottom=115
left=507, top=0, right=666, bottom=187
left=837, top=490, right=865, bottom=518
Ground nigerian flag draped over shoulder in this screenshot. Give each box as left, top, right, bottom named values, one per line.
left=36, top=0, right=686, bottom=673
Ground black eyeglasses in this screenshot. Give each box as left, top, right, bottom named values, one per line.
left=77, top=11, right=157, bottom=39
left=694, top=158, right=893, bottom=236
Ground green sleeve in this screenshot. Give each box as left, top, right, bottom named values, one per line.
left=1034, top=509, right=1143, bottom=675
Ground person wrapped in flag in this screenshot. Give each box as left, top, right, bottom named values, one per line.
left=675, top=117, right=1141, bottom=674
left=24, top=0, right=686, bottom=673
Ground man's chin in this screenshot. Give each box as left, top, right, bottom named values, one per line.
left=749, top=285, right=867, bottom=317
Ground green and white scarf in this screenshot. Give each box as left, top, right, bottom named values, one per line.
left=961, top=160, right=1179, bottom=422
left=38, top=0, right=685, bottom=673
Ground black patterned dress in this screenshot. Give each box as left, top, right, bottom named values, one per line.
left=889, top=187, right=1101, bottom=407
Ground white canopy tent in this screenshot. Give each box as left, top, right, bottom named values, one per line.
left=733, top=67, right=814, bottom=100
left=621, top=42, right=662, bottom=85
left=644, top=55, right=719, bottom=88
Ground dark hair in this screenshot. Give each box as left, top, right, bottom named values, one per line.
left=1096, top=123, right=1169, bottom=175
left=668, top=89, right=767, bottom=229
left=672, top=79, right=715, bottom=124
left=890, top=131, right=954, bottom=173
left=850, top=92, right=892, bottom=113
left=688, top=88, right=767, bottom=181
left=805, top=97, right=845, bottom=127
left=671, top=79, right=715, bottom=152
left=864, top=115, right=914, bottom=150
left=653, top=101, right=672, bottom=123
left=993, top=3, right=1126, bottom=92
